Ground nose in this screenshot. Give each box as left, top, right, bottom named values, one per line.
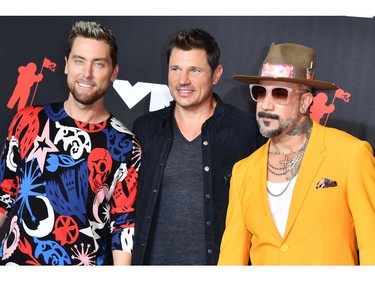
left=260, top=91, right=275, bottom=111
left=82, top=63, right=94, bottom=79
left=178, top=70, right=191, bottom=85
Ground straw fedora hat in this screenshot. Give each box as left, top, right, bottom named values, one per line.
left=233, top=42, right=338, bottom=90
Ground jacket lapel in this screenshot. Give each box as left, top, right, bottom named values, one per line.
left=283, top=121, right=326, bottom=238
left=253, top=141, right=284, bottom=239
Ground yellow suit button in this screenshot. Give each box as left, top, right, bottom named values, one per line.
left=281, top=245, right=289, bottom=251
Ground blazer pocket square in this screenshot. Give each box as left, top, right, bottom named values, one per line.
left=316, top=178, right=337, bottom=189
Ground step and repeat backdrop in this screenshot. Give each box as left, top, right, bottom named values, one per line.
left=0, top=16, right=374, bottom=150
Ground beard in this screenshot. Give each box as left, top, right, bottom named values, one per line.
left=257, top=110, right=298, bottom=138
left=67, top=81, right=106, bottom=105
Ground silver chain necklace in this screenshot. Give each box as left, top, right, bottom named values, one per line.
left=267, top=175, right=296, bottom=197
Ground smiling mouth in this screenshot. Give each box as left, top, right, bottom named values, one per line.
left=78, top=82, right=94, bottom=88
left=178, top=88, right=193, bottom=93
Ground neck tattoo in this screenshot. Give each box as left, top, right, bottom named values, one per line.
left=267, top=127, right=312, bottom=196
left=267, top=128, right=311, bottom=177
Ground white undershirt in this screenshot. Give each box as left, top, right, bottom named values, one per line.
left=267, top=175, right=298, bottom=237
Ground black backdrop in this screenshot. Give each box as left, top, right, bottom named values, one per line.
left=0, top=16, right=374, bottom=150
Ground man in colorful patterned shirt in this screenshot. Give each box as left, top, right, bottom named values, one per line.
left=0, top=21, right=141, bottom=265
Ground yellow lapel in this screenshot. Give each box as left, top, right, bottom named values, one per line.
left=283, top=121, right=326, bottom=238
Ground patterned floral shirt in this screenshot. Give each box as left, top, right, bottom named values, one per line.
left=0, top=103, right=141, bottom=265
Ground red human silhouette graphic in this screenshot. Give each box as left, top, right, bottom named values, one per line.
left=7, top=57, right=56, bottom=112
left=7, top=62, right=43, bottom=111
left=310, top=89, right=351, bottom=126
left=310, top=92, right=335, bottom=123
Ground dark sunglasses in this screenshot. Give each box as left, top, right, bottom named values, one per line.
left=249, top=84, right=295, bottom=105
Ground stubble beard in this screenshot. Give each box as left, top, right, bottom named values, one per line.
left=257, top=110, right=298, bottom=138
left=68, top=82, right=105, bottom=106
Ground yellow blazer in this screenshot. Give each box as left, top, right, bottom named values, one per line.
left=218, top=121, right=375, bottom=265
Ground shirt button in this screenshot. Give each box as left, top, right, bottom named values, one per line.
left=207, top=249, right=213, bottom=254
left=205, top=193, right=211, bottom=199
left=204, top=166, right=210, bottom=172
left=203, top=140, right=208, bottom=146
left=281, top=245, right=289, bottom=251
left=206, top=221, right=211, bottom=226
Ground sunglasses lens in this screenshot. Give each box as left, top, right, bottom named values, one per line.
left=272, top=88, right=289, bottom=104
left=251, top=85, right=267, bottom=102
left=250, top=85, right=291, bottom=104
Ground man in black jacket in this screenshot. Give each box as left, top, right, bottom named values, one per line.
left=131, top=28, right=265, bottom=265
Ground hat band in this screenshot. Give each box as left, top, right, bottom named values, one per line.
left=259, top=63, right=316, bottom=80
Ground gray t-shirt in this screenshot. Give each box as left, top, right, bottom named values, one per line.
left=145, top=119, right=205, bottom=265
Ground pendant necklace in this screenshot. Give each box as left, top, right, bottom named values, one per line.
left=267, top=127, right=311, bottom=177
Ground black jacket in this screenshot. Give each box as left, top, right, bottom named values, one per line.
left=131, top=93, right=265, bottom=265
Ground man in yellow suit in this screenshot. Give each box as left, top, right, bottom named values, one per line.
left=218, top=42, right=375, bottom=265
